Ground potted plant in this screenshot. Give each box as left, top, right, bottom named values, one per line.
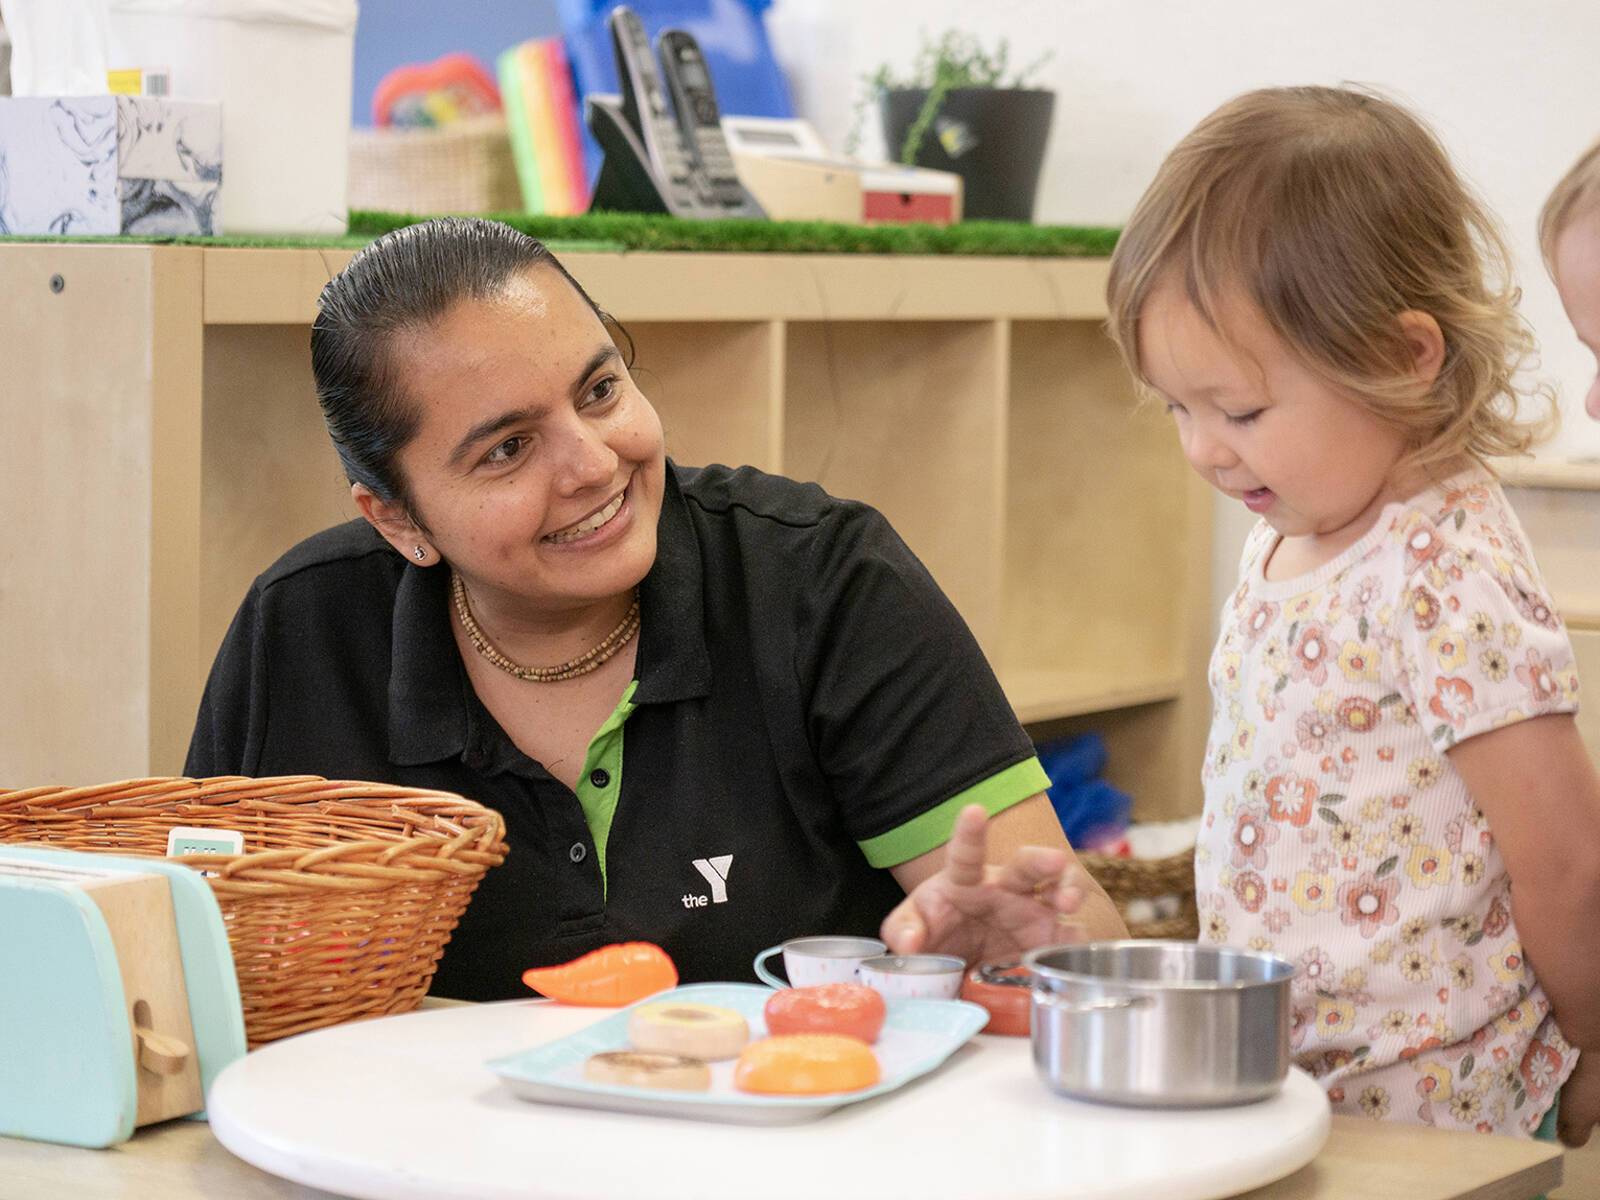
left=859, top=32, right=1054, bottom=223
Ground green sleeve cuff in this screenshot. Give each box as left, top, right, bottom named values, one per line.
left=856, top=757, right=1051, bottom=868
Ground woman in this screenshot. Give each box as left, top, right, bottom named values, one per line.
left=187, top=217, right=1124, bottom=1000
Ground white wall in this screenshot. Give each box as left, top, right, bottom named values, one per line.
left=767, top=0, right=1600, bottom=612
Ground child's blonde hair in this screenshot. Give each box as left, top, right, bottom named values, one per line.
left=1107, top=85, right=1551, bottom=471
left=1539, top=138, right=1600, bottom=272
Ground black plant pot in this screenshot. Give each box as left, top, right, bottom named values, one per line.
left=879, top=87, right=1055, bottom=223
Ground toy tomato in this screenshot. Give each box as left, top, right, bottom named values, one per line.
left=734, top=1035, right=881, bottom=1095
left=763, top=983, right=886, bottom=1043
left=521, top=942, right=677, bottom=1006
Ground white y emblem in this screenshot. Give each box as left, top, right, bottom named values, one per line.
left=690, top=854, right=733, bottom=904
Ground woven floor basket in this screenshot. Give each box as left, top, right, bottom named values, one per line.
left=0, top=776, right=508, bottom=1047
left=1078, top=846, right=1199, bottom=940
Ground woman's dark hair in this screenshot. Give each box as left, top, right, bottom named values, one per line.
left=310, top=216, right=628, bottom=511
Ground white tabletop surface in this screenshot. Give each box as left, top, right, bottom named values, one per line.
left=207, top=999, right=1330, bottom=1200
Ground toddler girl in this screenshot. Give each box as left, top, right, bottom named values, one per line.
left=1537, top=137, right=1600, bottom=1147
left=1542, top=140, right=1600, bottom=420
left=1106, top=85, right=1600, bottom=1137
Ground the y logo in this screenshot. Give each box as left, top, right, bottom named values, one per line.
left=690, top=854, right=733, bottom=904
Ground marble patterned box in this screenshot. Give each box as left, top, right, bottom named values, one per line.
left=0, top=95, right=222, bottom=236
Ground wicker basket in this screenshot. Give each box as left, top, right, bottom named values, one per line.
left=1079, top=846, right=1199, bottom=940
left=0, top=776, right=508, bottom=1047
left=348, top=115, right=523, bottom=215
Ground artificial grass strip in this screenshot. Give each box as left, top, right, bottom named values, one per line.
left=2, top=211, right=1120, bottom=257
left=352, top=209, right=1119, bottom=256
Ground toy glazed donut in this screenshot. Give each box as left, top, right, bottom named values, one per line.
left=628, top=1001, right=750, bottom=1060
left=583, top=1050, right=712, bottom=1091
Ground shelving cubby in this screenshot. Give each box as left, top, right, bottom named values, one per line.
left=2, top=246, right=1212, bottom=819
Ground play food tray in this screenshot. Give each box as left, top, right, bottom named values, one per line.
left=486, top=982, right=987, bottom=1124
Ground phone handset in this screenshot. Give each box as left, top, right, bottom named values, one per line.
left=657, top=29, right=764, bottom=217
left=607, top=5, right=701, bottom=213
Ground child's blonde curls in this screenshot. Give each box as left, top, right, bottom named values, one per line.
left=1107, top=85, right=1554, bottom=472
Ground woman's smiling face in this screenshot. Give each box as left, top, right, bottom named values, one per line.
left=386, top=265, right=665, bottom=613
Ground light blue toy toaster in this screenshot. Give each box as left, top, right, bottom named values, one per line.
left=0, top=845, right=247, bottom=1148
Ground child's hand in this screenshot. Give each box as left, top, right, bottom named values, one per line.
left=1558, top=1052, right=1600, bottom=1148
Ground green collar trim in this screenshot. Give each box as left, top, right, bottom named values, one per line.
left=573, top=679, right=639, bottom=895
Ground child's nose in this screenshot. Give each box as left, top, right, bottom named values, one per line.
left=1184, top=422, right=1239, bottom=473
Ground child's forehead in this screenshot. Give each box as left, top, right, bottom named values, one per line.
left=1139, top=278, right=1277, bottom=388
left=1555, top=218, right=1600, bottom=290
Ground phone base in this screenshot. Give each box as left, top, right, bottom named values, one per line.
left=586, top=94, right=672, bottom=215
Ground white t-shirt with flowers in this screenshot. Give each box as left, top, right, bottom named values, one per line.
left=1195, top=469, right=1579, bottom=1135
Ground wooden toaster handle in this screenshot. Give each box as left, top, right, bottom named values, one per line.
left=135, top=1026, right=191, bottom=1076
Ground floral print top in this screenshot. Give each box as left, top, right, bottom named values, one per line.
left=1195, top=469, right=1579, bottom=1135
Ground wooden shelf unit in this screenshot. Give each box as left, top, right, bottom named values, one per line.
left=0, top=245, right=1212, bottom=819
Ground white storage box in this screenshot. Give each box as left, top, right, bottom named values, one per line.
left=106, top=0, right=355, bottom=235
left=0, top=94, right=222, bottom=234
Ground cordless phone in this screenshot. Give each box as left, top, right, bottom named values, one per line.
left=658, top=29, right=763, bottom=216
left=607, top=5, right=702, bottom=214
left=585, top=5, right=766, bottom=219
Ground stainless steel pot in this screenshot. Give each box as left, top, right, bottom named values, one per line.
left=981, top=941, right=1294, bottom=1107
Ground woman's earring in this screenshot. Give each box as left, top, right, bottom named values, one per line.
left=413, top=546, right=427, bottom=561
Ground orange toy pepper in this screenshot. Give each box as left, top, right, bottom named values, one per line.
left=521, top=942, right=678, bottom=1006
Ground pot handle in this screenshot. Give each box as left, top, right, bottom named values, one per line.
left=977, top=961, right=1032, bottom=988
left=1036, top=993, right=1153, bottom=1016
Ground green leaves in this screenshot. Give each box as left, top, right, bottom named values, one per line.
left=1375, top=856, right=1399, bottom=878
left=1317, top=795, right=1349, bottom=826
left=853, top=31, right=1055, bottom=162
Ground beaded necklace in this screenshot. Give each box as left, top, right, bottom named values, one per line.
left=451, top=571, right=640, bottom=683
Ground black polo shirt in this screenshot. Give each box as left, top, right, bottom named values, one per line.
left=187, top=463, right=1047, bottom=1000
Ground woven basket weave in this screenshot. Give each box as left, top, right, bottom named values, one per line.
left=348, top=115, right=522, bottom=216
left=0, top=776, right=508, bottom=1047
left=1078, top=846, right=1199, bottom=940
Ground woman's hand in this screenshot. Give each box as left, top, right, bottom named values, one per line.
left=1558, top=1052, right=1600, bottom=1148
left=880, top=803, right=1122, bottom=964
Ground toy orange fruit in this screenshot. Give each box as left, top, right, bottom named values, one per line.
left=733, top=1034, right=881, bottom=1095
left=763, top=983, right=886, bottom=1044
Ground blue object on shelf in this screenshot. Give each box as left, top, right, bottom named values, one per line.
left=1047, top=777, right=1133, bottom=850
left=1036, top=733, right=1130, bottom=849
left=1037, top=731, right=1109, bottom=788
left=559, top=0, right=793, bottom=189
